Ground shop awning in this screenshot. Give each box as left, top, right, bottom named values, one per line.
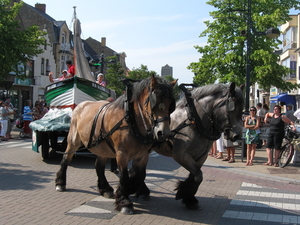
left=270, top=93, right=296, bottom=106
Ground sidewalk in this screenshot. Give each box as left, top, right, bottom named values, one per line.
left=11, top=126, right=300, bottom=182
left=206, top=144, right=300, bottom=183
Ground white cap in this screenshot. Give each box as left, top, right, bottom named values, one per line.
left=97, top=73, right=103, bottom=78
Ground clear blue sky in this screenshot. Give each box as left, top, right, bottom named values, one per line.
left=24, top=1, right=299, bottom=84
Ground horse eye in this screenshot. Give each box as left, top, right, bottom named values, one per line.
left=158, top=103, right=165, bottom=110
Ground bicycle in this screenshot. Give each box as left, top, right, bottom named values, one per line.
left=278, top=126, right=300, bottom=168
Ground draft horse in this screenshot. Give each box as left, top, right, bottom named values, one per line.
left=55, top=75, right=177, bottom=214
left=152, top=82, right=244, bottom=210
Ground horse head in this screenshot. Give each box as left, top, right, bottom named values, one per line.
left=133, top=74, right=177, bottom=142
left=223, top=82, right=244, bottom=141
left=188, top=82, right=244, bottom=142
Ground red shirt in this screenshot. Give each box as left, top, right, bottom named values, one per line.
left=68, top=65, right=75, bottom=77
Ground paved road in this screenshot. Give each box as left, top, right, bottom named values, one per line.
left=1, top=138, right=300, bottom=225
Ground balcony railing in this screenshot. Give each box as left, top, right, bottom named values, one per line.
left=60, top=43, right=70, bottom=51
left=282, top=41, right=297, bottom=53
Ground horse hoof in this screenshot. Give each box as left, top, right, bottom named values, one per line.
left=138, top=195, right=150, bottom=201
left=186, top=203, right=202, bottom=210
left=120, top=207, right=134, bottom=215
left=103, top=192, right=114, bottom=199
left=55, top=185, right=66, bottom=192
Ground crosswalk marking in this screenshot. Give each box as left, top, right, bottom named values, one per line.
left=221, top=182, right=300, bottom=223
left=0, top=141, right=31, bottom=148
left=68, top=205, right=112, bottom=214
left=236, top=190, right=300, bottom=199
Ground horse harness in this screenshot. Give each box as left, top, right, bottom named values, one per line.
left=86, top=78, right=174, bottom=152
left=170, top=84, right=237, bottom=141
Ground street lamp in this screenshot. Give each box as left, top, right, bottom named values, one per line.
left=244, top=0, right=280, bottom=115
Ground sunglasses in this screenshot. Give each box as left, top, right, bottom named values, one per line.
left=250, top=109, right=256, bottom=111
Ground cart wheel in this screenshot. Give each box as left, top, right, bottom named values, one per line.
left=19, top=131, right=26, bottom=138
left=41, top=133, right=50, bottom=160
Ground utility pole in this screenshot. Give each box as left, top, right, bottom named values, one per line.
left=100, top=53, right=104, bottom=74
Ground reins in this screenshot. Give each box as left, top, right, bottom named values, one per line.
left=59, top=77, right=174, bottom=155
left=87, top=78, right=160, bottom=151
left=123, top=78, right=156, bottom=145
left=170, top=83, right=235, bottom=141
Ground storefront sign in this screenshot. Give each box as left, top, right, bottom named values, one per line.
left=16, top=78, right=32, bottom=86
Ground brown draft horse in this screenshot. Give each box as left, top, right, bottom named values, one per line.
left=55, top=75, right=177, bottom=214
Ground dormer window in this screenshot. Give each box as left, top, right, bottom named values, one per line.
left=62, top=32, right=66, bottom=44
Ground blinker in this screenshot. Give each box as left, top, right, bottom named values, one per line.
left=149, top=91, right=157, bottom=109
left=228, top=97, right=235, bottom=112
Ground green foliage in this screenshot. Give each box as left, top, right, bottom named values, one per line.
left=127, top=64, right=158, bottom=80
left=106, top=63, right=159, bottom=97
left=105, top=56, right=127, bottom=97
left=106, top=63, right=178, bottom=98
left=189, top=0, right=300, bottom=92
left=163, top=75, right=181, bottom=100
left=0, top=0, right=46, bottom=81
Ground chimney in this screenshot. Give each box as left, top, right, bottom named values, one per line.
left=35, top=4, right=46, bottom=14
left=101, top=37, right=106, bottom=47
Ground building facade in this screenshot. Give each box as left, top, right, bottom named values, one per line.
left=270, top=13, right=300, bottom=111
left=161, top=64, right=173, bottom=78
left=1, top=1, right=125, bottom=113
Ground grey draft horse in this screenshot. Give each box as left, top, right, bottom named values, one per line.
left=151, top=82, right=244, bottom=210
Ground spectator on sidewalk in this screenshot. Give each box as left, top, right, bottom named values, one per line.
left=209, top=141, right=217, bottom=157
left=285, top=104, right=297, bottom=123
left=0, top=100, right=9, bottom=141
left=244, top=106, right=261, bottom=166
left=23, top=100, right=33, bottom=137
left=215, top=133, right=224, bottom=159
left=263, top=105, right=296, bottom=167
left=256, top=103, right=265, bottom=117
left=222, top=139, right=236, bottom=163
left=5, top=101, right=15, bottom=139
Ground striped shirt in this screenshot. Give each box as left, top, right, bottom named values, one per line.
left=23, top=106, right=33, bottom=121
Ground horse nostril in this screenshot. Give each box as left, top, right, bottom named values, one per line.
left=157, top=131, right=163, bottom=138
left=231, top=134, right=239, bottom=142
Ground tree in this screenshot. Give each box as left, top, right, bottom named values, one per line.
left=188, top=0, right=300, bottom=92
left=127, top=64, right=158, bottom=80
left=0, top=0, right=46, bottom=81
left=163, top=75, right=181, bottom=100
left=105, top=56, right=127, bottom=97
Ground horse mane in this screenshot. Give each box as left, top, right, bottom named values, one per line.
left=176, top=83, right=243, bottom=107
left=110, top=76, right=174, bottom=110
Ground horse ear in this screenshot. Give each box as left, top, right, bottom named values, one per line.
left=170, top=79, right=178, bottom=88
left=239, top=84, right=245, bottom=91
left=150, top=74, right=158, bottom=88
left=229, top=82, right=236, bottom=97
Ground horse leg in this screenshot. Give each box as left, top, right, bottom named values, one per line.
left=55, top=150, right=75, bottom=192
left=128, top=157, right=150, bottom=201
left=95, top=156, right=114, bottom=198
left=115, top=166, right=134, bottom=214
left=173, top=151, right=205, bottom=210
left=175, top=172, right=202, bottom=210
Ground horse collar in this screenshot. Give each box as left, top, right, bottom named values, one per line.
left=124, top=80, right=156, bottom=145
left=178, top=84, right=221, bottom=140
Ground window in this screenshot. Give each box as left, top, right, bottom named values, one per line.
left=41, top=58, right=45, bottom=75
left=46, top=59, right=50, bottom=73
left=282, top=27, right=298, bottom=52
